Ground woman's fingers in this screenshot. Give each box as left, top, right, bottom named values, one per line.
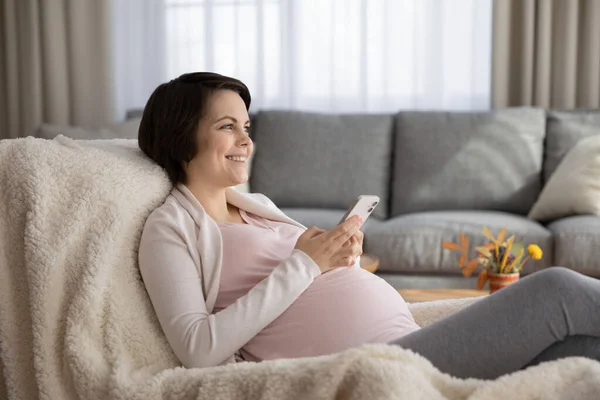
left=332, top=239, right=362, bottom=266
left=342, top=236, right=358, bottom=248
left=356, top=237, right=363, bottom=256
left=336, top=244, right=356, bottom=258
left=356, top=230, right=364, bottom=246
left=327, top=216, right=362, bottom=245
left=302, top=226, right=325, bottom=239
left=348, top=236, right=362, bottom=256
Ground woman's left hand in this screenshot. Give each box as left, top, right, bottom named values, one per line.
left=335, top=230, right=363, bottom=266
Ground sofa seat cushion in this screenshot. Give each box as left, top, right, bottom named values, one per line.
left=364, top=211, right=552, bottom=274
left=250, top=111, right=394, bottom=218
left=547, top=216, right=600, bottom=276
left=280, top=208, right=383, bottom=231
left=391, top=108, right=545, bottom=216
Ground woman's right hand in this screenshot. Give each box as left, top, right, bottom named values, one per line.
left=294, top=215, right=363, bottom=273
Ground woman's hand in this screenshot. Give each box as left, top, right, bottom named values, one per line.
left=294, top=216, right=363, bottom=274
left=334, top=230, right=364, bottom=267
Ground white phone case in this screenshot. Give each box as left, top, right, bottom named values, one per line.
left=338, top=195, right=380, bottom=227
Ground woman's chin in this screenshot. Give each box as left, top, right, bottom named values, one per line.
left=227, top=176, right=248, bottom=187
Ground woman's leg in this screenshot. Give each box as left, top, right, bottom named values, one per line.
left=390, top=267, right=600, bottom=379
left=526, top=335, right=600, bottom=368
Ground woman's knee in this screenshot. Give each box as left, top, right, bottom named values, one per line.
left=533, top=266, right=581, bottom=289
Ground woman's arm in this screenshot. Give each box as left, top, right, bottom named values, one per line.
left=138, top=219, right=320, bottom=369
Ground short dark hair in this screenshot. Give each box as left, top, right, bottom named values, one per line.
left=138, top=72, right=251, bottom=185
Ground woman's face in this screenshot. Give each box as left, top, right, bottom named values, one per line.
left=186, top=89, right=253, bottom=189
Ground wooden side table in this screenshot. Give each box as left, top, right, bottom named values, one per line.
left=360, top=254, right=380, bottom=273
left=398, top=289, right=488, bottom=303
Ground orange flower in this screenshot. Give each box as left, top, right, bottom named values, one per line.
left=443, top=234, right=479, bottom=276
left=482, top=226, right=506, bottom=259
left=442, top=233, right=469, bottom=267
left=477, top=269, right=488, bottom=290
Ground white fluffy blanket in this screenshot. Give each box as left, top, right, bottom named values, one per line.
left=1, top=136, right=600, bottom=400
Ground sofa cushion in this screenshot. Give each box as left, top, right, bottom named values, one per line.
left=36, top=118, right=141, bottom=140
left=547, top=216, right=600, bottom=276
left=250, top=111, right=393, bottom=218
left=364, top=211, right=552, bottom=275
left=544, top=110, right=600, bottom=183
left=390, top=108, right=546, bottom=217
left=280, top=208, right=383, bottom=231
left=529, top=135, right=600, bottom=222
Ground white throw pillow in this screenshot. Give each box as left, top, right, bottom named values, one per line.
left=529, top=134, right=600, bottom=221
left=232, top=144, right=256, bottom=193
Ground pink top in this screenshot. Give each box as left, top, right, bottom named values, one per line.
left=139, top=186, right=325, bottom=368
left=215, top=210, right=420, bottom=362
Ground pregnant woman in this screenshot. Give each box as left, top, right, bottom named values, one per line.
left=138, top=72, right=600, bottom=380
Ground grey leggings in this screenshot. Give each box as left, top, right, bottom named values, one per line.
left=390, top=267, right=600, bottom=379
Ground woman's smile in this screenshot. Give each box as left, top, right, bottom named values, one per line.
left=225, top=155, right=247, bottom=163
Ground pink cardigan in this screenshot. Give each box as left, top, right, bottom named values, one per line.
left=138, top=184, right=359, bottom=368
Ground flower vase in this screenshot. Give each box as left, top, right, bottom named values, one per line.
left=488, top=272, right=520, bottom=293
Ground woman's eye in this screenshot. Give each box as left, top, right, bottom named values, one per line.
left=244, top=126, right=251, bottom=134
left=220, top=124, right=233, bottom=130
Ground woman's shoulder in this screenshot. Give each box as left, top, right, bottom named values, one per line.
left=141, top=195, right=193, bottom=238
left=147, top=194, right=185, bottom=219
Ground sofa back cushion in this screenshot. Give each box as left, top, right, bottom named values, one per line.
left=250, top=111, right=393, bottom=218
left=36, top=118, right=142, bottom=140
left=390, top=108, right=546, bottom=217
left=544, top=110, right=600, bottom=183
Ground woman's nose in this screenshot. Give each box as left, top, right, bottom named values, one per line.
left=236, top=128, right=251, bottom=145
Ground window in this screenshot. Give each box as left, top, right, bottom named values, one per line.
left=113, top=0, right=492, bottom=118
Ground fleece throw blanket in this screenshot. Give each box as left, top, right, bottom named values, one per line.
left=1, top=136, right=600, bottom=400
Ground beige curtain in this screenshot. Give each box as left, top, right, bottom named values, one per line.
left=0, top=0, right=115, bottom=139
left=492, top=0, right=600, bottom=109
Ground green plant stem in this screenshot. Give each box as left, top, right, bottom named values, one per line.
left=517, top=256, right=530, bottom=272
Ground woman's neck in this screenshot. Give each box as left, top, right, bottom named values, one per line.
left=184, top=180, right=233, bottom=223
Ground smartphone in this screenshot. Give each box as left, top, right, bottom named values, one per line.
left=338, top=195, right=380, bottom=228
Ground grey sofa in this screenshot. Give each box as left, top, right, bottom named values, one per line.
left=247, top=108, right=600, bottom=288
left=38, top=107, right=600, bottom=289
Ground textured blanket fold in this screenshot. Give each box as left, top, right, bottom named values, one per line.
left=1, top=136, right=600, bottom=400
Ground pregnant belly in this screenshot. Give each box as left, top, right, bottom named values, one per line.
left=241, top=266, right=421, bottom=362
